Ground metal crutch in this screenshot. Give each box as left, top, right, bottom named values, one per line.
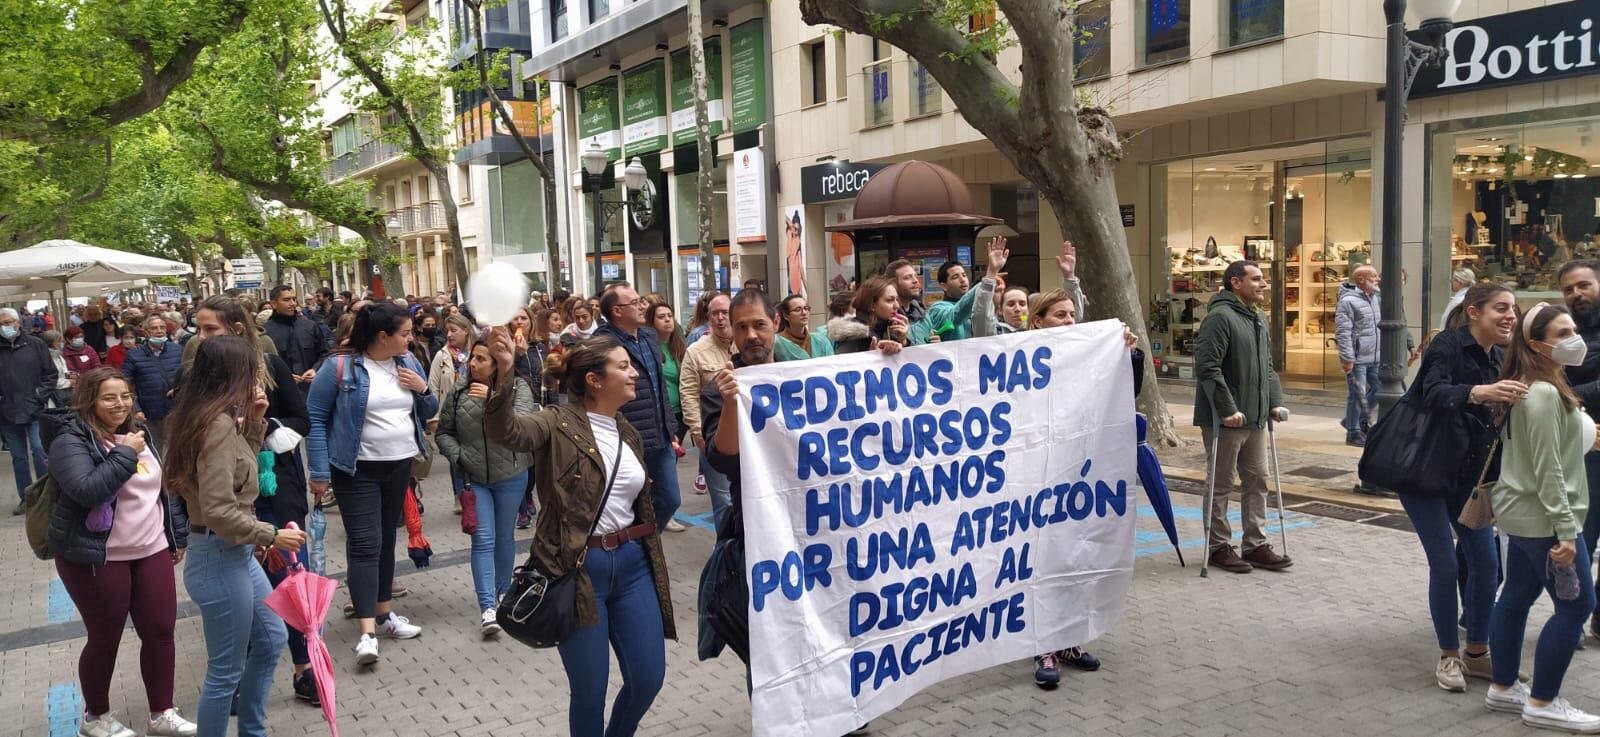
left=1200, top=384, right=1221, bottom=578
left=1267, top=409, right=1291, bottom=556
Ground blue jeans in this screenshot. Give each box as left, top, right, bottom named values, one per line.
left=1490, top=535, right=1597, bottom=700
left=1580, top=451, right=1600, bottom=617
left=1398, top=494, right=1498, bottom=650
left=1342, top=363, right=1379, bottom=436
left=0, top=420, right=46, bottom=500
left=556, top=541, right=665, bottom=737
left=642, top=447, right=681, bottom=528
left=469, top=471, right=527, bottom=611
left=699, top=452, right=733, bottom=531
left=184, top=533, right=287, bottom=737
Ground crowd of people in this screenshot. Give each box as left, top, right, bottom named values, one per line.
left=12, top=240, right=1600, bottom=736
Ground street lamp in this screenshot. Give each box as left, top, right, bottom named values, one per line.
left=1377, top=0, right=1459, bottom=415
left=582, top=142, right=652, bottom=296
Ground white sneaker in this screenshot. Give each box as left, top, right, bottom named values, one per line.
left=376, top=612, right=421, bottom=639
left=354, top=633, right=379, bottom=667
left=1486, top=681, right=1531, bottom=714
left=1524, top=698, right=1600, bottom=734
left=480, top=608, right=501, bottom=637
left=1436, top=656, right=1466, bottom=692
left=146, top=708, right=197, bottom=737
left=665, top=519, right=687, bottom=532
left=77, top=712, right=134, bottom=737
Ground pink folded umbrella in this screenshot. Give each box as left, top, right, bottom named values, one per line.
left=264, top=523, right=340, bottom=737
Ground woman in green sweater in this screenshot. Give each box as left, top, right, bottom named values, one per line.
left=647, top=303, right=686, bottom=438
left=1485, top=302, right=1600, bottom=732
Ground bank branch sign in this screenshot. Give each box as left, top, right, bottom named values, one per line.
left=1411, top=4, right=1600, bottom=98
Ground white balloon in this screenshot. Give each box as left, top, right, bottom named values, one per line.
left=466, top=261, right=529, bottom=327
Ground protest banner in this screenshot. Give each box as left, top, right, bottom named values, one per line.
left=738, top=320, right=1138, bottom=737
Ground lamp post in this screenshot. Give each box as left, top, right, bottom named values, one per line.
left=1377, top=0, right=1458, bottom=414
left=581, top=143, right=649, bottom=297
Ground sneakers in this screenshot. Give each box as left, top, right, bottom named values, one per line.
left=76, top=713, right=134, bottom=737
left=1032, top=653, right=1061, bottom=688
left=665, top=519, right=687, bottom=532
left=390, top=583, right=409, bottom=598
left=515, top=512, right=532, bottom=529
left=1485, top=682, right=1530, bottom=714
left=480, top=608, right=501, bottom=638
left=694, top=474, right=708, bottom=494
left=11, top=500, right=25, bottom=516
left=1242, top=545, right=1293, bottom=571
left=1523, top=697, right=1600, bottom=733
left=1208, top=546, right=1253, bottom=574
left=293, top=670, right=321, bottom=707
left=145, top=708, right=197, bottom=737
left=1058, top=647, right=1101, bottom=671
left=354, top=633, right=379, bottom=667
left=1346, top=433, right=1367, bottom=447
left=376, top=612, right=421, bottom=639
left=1436, top=656, right=1466, bottom=693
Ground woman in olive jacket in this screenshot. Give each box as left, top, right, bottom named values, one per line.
left=483, top=330, right=673, bottom=737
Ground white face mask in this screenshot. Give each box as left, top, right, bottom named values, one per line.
left=1544, top=334, right=1589, bottom=367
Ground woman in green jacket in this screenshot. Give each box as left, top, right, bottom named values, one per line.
left=773, top=294, right=835, bottom=361
left=435, top=340, right=536, bottom=638
left=646, top=303, right=686, bottom=437
left=1484, top=302, right=1600, bottom=731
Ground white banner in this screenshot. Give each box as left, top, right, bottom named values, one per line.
left=739, top=321, right=1138, bottom=737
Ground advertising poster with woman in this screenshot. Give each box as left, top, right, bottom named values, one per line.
left=782, top=205, right=806, bottom=298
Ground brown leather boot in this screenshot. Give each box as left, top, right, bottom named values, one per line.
left=1243, top=544, right=1293, bottom=571
left=1208, top=545, right=1253, bottom=574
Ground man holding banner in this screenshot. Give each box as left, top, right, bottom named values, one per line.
left=729, top=308, right=1137, bottom=737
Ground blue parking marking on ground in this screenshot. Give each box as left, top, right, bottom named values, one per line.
left=675, top=511, right=717, bottom=531
left=47, top=577, right=76, bottom=624
left=1135, top=521, right=1316, bottom=558
left=47, top=682, right=83, bottom=737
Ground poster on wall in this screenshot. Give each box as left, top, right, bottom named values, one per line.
left=622, top=61, right=668, bottom=155
left=824, top=203, right=855, bottom=297
left=578, top=79, right=621, bottom=161
left=670, top=40, right=726, bottom=146
left=732, top=147, right=768, bottom=244
left=729, top=19, right=768, bottom=133
left=781, top=205, right=806, bottom=298
left=902, top=246, right=950, bottom=305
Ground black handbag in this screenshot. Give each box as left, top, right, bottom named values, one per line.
left=496, top=441, right=623, bottom=649
left=1358, top=388, right=1489, bottom=498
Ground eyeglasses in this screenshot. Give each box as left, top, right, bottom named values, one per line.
left=789, top=305, right=811, bottom=313
left=621, top=299, right=646, bottom=308
left=709, top=310, right=730, bottom=318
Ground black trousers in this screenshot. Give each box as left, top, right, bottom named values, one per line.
left=333, top=459, right=411, bottom=619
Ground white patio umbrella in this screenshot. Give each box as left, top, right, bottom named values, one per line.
left=0, top=240, right=191, bottom=318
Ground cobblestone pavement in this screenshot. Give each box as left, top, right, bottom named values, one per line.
left=0, top=444, right=1580, bottom=737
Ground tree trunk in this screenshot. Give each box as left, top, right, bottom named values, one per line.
left=350, top=224, right=405, bottom=301
left=686, top=0, right=717, bottom=293
left=248, top=240, right=280, bottom=289
left=420, top=157, right=470, bottom=291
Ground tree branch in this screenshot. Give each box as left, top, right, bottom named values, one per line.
left=798, top=0, right=1026, bottom=149
left=81, top=0, right=252, bottom=130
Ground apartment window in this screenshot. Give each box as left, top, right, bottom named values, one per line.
left=872, top=38, right=892, bottom=62
left=1222, top=0, right=1283, bottom=47
left=588, top=0, right=608, bottom=23
left=332, top=118, right=362, bottom=158
left=1073, top=0, right=1111, bottom=81
left=909, top=59, right=941, bottom=117
left=833, top=38, right=847, bottom=100
left=864, top=45, right=892, bottom=127
left=1139, top=0, right=1190, bottom=66
left=803, top=40, right=827, bottom=106
left=551, top=0, right=568, bottom=40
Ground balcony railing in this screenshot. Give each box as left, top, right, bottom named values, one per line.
left=325, top=138, right=407, bottom=181
left=385, top=201, right=446, bottom=236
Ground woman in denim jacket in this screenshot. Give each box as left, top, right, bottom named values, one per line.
left=305, top=302, right=438, bottom=668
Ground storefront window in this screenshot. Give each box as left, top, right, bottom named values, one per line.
left=1152, top=139, right=1372, bottom=390
left=1427, top=106, right=1600, bottom=331
left=1074, top=0, right=1111, bottom=81
left=909, top=59, right=941, bottom=117
left=673, top=163, right=731, bottom=311
left=1222, top=0, right=1282, bottom=48
left=583, top=180, right=626, bottom=289
left=1139, top=0, right=1190, bottom=66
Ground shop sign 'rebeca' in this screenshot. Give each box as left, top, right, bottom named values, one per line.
left=1412, top=4, right=1600, bottom=99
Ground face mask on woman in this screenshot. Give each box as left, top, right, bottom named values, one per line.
left=1545, top=334, right=1589, bottom=367
left=121, top=338, right=137, bottom=349
left=69, top=338, right=85, bottom=350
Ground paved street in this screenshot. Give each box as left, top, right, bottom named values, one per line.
left=0, top=425, right=1579, bottom=737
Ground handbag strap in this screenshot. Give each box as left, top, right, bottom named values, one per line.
left=1473, top=437, right=1500, bottom=489
left=575, top=438, right=625, bottom=567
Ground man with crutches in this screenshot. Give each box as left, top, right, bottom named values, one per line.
left=1195, top=260, right=1293, bottom=574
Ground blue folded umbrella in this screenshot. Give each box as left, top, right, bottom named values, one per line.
left=1136, top=414, right=1184, bottom=566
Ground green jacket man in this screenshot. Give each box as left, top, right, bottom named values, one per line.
left=1193, top=288, right=1285, bottom=430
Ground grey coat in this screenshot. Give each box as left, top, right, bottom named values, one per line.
left=1334, top=282, right=1380, bottom=365
left=435, top=375, right=537, bottom=485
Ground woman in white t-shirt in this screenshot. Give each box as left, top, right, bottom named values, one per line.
left=306, top=302, right=439, bottom=668
left=482, top=332, right=674, bottom=737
